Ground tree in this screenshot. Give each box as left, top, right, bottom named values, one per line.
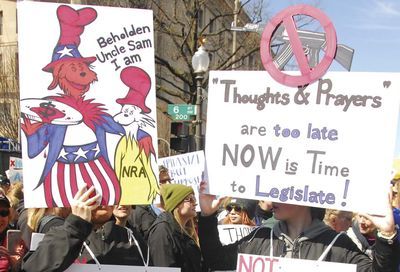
left=0, top=45, right=19, bottom=140
left=148, top=0, right=265, bottom=104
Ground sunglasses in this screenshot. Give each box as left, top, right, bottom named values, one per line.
left=0, top=210, right=10, bottom=217
left=226, top=204, right=243, bottom=213
left=183, top=196, right=197, bottom=204
left=159, top=178, right=173, bottom=184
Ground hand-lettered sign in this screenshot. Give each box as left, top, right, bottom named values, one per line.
left=206, top=71, right=400, bottom=215
left=236, top=254, right=356, bottom=272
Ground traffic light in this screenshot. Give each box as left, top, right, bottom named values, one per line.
left=170, top=122, right=190, bottom=153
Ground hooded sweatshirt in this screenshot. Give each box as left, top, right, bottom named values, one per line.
left=198, top=214, right=400, bottom=272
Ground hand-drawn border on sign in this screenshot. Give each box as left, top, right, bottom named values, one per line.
left=260, top=4, right=337, bottom=87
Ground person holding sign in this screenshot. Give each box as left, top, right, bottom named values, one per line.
left=22, top=185, right=149, bottom=271
left=198, top=182, right=399, bottom=271
left=147, top=184, right=202, bottom=272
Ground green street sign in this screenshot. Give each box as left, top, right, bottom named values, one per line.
left=168, top=104, right=197, bottom=121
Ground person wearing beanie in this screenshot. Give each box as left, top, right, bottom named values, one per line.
left=221, top=198, right=256, bottom=226
left=147, top=184, right=202, bottom=272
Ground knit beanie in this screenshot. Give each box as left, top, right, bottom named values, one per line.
left=161, top=184, right=194, bottom=212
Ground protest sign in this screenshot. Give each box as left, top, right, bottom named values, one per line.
left=9, top=157, right=22, bottom=170
left=66, top=264, right=180, bottom=271
left=206, top=71, right=400, bottom=214
left=236, top=253, right=356, bottom=272
left=7, top=157, right=23, bottom=183
left=6, top=169, right=23, bottom=183
left=218, top=224, right=256, bottom=245
left=158, top=151, right=204, bottom=210
left=158, top=151, right=204, bottom=186
left=17, top=2, right=158, bottom=207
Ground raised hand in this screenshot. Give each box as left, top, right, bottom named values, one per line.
left=359, top=192, right=395, bottom=236
left=71, top=185, right=100, bottom=223
left=198, top=180, right=227, bottom=216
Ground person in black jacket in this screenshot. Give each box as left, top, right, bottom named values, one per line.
left=21, top=185, right=149, bottom=271
left=198, top=181, right=400, bottom=272
left=128, top=165, right=171, bottom=240
left=147, top=183, right=201, bottom=272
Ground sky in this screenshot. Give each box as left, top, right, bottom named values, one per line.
left=261, top=0, right=400, bottom=157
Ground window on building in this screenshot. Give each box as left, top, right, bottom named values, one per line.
left=15, top=52, right=19, bottom=78
left=209, top=53, right=213, bottom=67
left=0, top=54, right=3, bottom=74
left=248, top=55, right=254, bottom=68
left=197, top=9, right=204, bottom=29
left=183, top=82, right=189, bottom=93
left=209, top=19, right=215, bottom=33
left=0, top=11, right=3, bottom=35
left=0, top=102, right=11, bottom=114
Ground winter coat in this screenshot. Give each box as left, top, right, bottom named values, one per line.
left=347, top=220, right=376, bottom=259
left=21, top=214, right=148, bottom=271
left=147, top=211, right=202, bottom=272
left=199, top=215, right=400, bottom=272
left=128, top=205, right=157, bottom=241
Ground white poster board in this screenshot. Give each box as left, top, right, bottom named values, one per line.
left=236, top=253, right=356, bottom=272
left=7, top=157, right=23, bottom=183
left=158, top=151, right=204, bottom=210
left=218, top=224, right=256, bottom=245
left=206, top=71, right=400, bottom=215
left=18, top=2, right=159, bottom=207
left=158, top=151, right=204, bottom=186
left=9, top=157, right=23, bottom=170
left=66, top=264, right=180, bottom=271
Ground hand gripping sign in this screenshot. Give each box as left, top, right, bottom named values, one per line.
left=260, top=4, right=337, bottom=87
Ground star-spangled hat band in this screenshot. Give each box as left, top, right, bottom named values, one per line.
left=42, top=44, right=96, bottom=72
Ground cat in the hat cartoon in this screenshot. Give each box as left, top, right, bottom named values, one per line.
left=113, top=66, right=159, bottom=204
left=21, top=5, right=125, bottom=207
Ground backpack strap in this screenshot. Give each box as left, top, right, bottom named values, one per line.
left=317, top=231, right=345, bottom=261
left=37, top=215, right=62, bottom=233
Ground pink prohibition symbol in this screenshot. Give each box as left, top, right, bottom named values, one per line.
left=260, top=4, right=337, bottom=87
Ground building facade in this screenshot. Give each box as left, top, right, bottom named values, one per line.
left=0, top=0, right=18, bottom=142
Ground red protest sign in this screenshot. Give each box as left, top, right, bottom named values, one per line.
left=260, top=4, right=337, bottom=87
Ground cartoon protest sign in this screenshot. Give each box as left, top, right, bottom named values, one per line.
left=236, top=253, right=356, bottom=272
left=17, top=2, right=158, bottom=207
left=206, top=71, right=400, bottom=215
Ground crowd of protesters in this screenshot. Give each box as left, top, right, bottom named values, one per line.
left=0, top=164, right=398, bottom=272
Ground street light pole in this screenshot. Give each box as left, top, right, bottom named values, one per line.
left=194, top=74, right=204, bottom=151
left=191, top=45, right=209, bottom=151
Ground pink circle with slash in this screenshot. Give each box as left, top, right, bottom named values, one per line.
left=260, top=4, right=337, bottom=87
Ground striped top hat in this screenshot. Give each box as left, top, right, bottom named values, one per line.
left=43, top=5, right=97, bottom=72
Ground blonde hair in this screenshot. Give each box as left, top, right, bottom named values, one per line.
left=324, top=209, right=353, bottom=226
left=392, top=180, right=400, bottom=208
left=28, top=207, right=69, bottom=232
left=28, top=208, right=47, bottom=232
left=173, top=208, right=199, bottom=247
left=7, top=182, right=23, bottom=200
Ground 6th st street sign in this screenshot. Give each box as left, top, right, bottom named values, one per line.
left=168, top=104, right=197, bottom=121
